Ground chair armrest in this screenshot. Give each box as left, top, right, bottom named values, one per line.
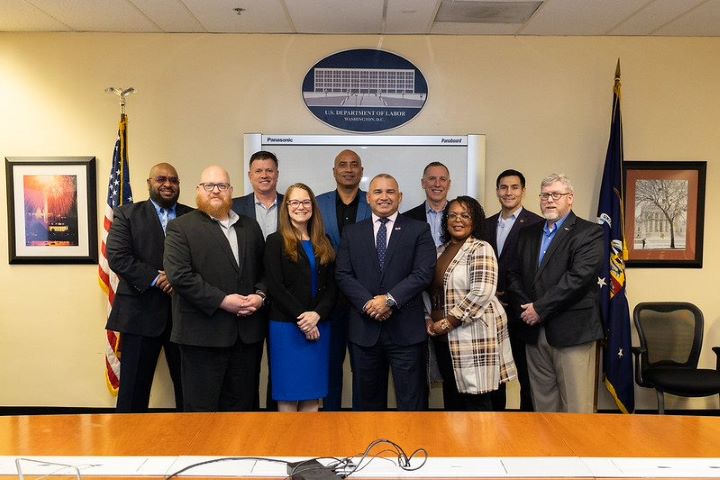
left=712, top=346, right=720, bottom=371
left=632, top=346, right=647, bottom=386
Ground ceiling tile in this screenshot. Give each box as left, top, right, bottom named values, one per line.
left=0, top=0, right=71, bottom=31
left=182, top=0, right=292, bottom=33
left=130, top=0, right=206, bottom=33
left=285, top=0, right=385, bottom=34
left=521, top=0, right=651, bottom=35
left=26, top=0, right=161, bottom=32
left=609, top=0, right=706, bottom=35
left=431, top=22, right=522, bottom=34
left=386, top=0, right=439, bottom=34
left=654, top=0, right=720, bottom=36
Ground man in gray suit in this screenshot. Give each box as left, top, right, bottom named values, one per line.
left=507, top=173, right=604, bottom=413
left=231, top=150, right=282, bottom=239
left=164, top=165, right=266, bottom=412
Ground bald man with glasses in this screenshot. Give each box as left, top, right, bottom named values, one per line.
left=164, top=165, right=267, bottom=412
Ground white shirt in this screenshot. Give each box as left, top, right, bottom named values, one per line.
left=496, top=206, right=523, bottom=256
left=211, top=210, right=241, bottom=265
left=371, top=211, right=399, bottom=248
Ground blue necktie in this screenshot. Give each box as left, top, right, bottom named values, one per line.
left=159, top=208, right=168, bottom=233
left=376, top=217, right=389, bottom=270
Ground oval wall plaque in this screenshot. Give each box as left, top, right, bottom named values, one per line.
left=302, top=49, right=428, bottom=133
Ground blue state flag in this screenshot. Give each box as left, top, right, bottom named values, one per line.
left=596, top=60, right=635, bottom=413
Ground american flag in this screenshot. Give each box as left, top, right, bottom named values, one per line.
left=98, top=113, right=133, bottom=395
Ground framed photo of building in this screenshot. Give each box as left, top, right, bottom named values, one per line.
left=623, top=161, right=706, bottom=268
left=5, top=156, right=97, bottom=264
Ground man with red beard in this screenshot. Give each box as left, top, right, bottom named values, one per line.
left=164, top=165, right=267, bottom=412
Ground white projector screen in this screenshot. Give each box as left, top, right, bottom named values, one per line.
left=243, top=134, right=485, bottom=212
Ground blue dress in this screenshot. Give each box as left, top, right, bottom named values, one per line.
left=269, top=240, right=331, bottom=401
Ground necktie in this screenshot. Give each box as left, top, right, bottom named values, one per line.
left=376, top=217, right=389, bottom=270
left=159, top=208, right=168, bottom=233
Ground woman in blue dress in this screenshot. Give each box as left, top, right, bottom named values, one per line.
left=264, top=183, right=336, bottom=412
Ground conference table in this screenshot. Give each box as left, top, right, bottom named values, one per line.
left=1, top=412, right=719, bottom=478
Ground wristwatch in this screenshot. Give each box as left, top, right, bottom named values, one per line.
left=255, top=290, right=267, bottom=306
left=385, top=294, right=397, bottom=309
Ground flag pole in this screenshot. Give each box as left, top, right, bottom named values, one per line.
left=105, top=87, right=136, bottom=114
left=100, top=86, right=136, bottom=396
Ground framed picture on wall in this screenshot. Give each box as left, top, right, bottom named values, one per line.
left=623, top=160, right=706, bottom=268
left=5, top=156, right=98, bottom=264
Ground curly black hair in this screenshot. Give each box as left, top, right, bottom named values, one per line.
left=440, top=195, right=486, bottom=245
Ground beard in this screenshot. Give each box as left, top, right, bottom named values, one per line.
left=196, top=193, right=232, bottom=219
left=543, top=210, right=559, bottom=222
left=149, top=186, right=179, bottom=209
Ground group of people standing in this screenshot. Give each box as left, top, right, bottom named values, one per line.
left=106, top=148, right=604, bottom=415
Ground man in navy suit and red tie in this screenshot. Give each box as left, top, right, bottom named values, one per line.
left=484, top=169, right=543, bottom=411
left=106, top=162, right=192, bottom=412
left=336, top=173, right=436, bottom=411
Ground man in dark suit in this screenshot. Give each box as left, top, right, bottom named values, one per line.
left=484, top=169, right=543, bottom=412
left=230, top=150, right=282, bottom=410
left=316, top=149, right=372, bottom=410
left=231, top=150, right=283, bottom=239
left=506, top=173, right=604, bottom=413
left=403, top=161, right=451, bottom=247
left=106, top=162, right=192, bottom=413
left=336, top=174, right=436, bottom=411
left=164, top=165, right=267, bottom=412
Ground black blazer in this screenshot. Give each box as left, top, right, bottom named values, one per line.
left=164, top=210, right=266, bottom=348
left=335, top=215, right=436, bottom=347
left=105, top=200, right=192, bottom=337
left=231, top=192, right=284, bottom=228
left=484, top=207, right=544, bottom=294
left=506, top=211, right=605, bottom=348
left=263, top=232, right=337, bottom=323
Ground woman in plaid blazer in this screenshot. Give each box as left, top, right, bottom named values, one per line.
left=426, top=196, right=517, bottom=410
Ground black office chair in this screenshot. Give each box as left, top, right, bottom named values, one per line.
left=632, top=302, right=720, bottom=414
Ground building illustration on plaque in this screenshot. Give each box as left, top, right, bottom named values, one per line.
left=302, top=49, right=428, bottom=133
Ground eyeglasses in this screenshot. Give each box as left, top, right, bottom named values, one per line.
left=198, top=182, right=231, bottom=192
left=539, top=192, right=571, bottom=201
left=447, top=212, right=472, bottom=221
left=149, top=176, right=179, bottom=185
left=287, top=199, right=312, bottom=209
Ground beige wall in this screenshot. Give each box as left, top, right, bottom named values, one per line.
left=1, top=33, right=718, bottom=410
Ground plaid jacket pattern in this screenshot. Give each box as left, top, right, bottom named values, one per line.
left=441, top=237, right=517, bottom=394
